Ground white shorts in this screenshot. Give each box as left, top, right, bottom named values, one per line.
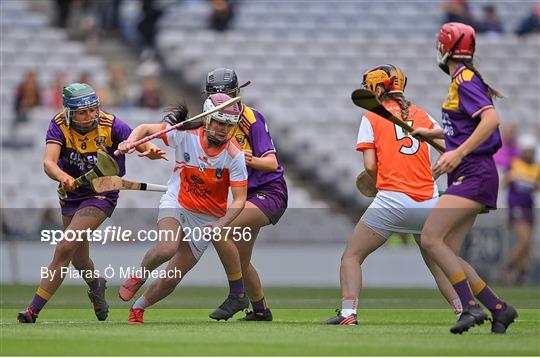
left=158, top=194, right=218, bottom=261
left=360, top=190, right=438, bottom=239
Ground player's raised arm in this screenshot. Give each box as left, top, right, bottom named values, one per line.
left=117, top=103, right=191, bottom=157
left=117, top=124, right=165, bottom=154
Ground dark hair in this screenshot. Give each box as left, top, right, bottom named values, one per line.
left=461, top=60, right=503, bottom=99
left=162, top=102, right=189, bottom=126
left=379, top=92, right=411, bottom=121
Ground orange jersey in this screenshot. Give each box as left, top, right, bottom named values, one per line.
left=356, top=100, right=440, bottom=201
left=161, top=125, right=248, bottom=217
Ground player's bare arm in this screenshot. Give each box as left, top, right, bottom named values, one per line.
left=135, top=142, right=168, bottom=161
left=409, top=127, right=446, bottom=152
left=411, top=127, right=444, bottom=139
left=44, top=143, right=76, bottom=191
left=433, top=138, right=446, bottom=151
left=362, top=148, right=377, bottom=180
left=213, top=185, right=247, bottom=228
left=244, top=151, right=279, bottom=172
left=457, top=108, right=501, bottom=157
left=434, top=109, right=500, bottom=177
left=117, top=124, right=165, bottom=155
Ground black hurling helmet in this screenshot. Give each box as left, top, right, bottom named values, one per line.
left=204, top=68, right=250, bottom=95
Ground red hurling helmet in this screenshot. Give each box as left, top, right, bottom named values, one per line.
left=437, top=22, right=476, bottom=74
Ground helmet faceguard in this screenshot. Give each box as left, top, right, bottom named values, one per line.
left=63, top=83, right=100, bottom=134
left=362, top=64, right=407, bottom=97
left=437, top=22, right=476, bottom=74
left=204, top=67, right=250, bottom=96
left=203, top=93, right=242, bottom=145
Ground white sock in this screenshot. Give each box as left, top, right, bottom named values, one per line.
left=132, top=295, right=150, bottom=310
left=341, top=297, right=358, bottom=317
left=452, top=298, right=463, bottom=316
left=138, top=267, right=148, bottom=282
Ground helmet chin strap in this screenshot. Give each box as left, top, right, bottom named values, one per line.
left=207, top=134, right=225, bottom=146
left=67, top=107, right=99, bottom=134
left=204, top=127, right=228, bottom=146
left=71, top=121, right=98, bottom=134
left=438, top=52, right=451, bottom=75
left=438, top=34, right=465, bottom=75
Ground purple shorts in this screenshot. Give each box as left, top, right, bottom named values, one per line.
left=509, top=206, right=534, bottom=224
left=247, top=179, right=288, bottom=225
left=60, top=195, right=118, bottom=218
left=444, top=155, right=498, bottom=210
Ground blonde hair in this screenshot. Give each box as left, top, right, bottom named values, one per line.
left=378, top=92, right=411, bottom=120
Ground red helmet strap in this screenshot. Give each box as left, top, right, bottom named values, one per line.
left=381, top=76, right=396, bottom=95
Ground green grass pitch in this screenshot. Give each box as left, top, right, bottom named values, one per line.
left=1, top=285, right=539, bottom=355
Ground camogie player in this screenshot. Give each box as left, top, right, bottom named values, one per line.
left=205, top=68, right=287, bottom=321
left=414, top=22, right=517, bottom=334
left=119, top=69, right=287, bottom=321
left=501, top=135, right=540, bottom=284
left=116, top=93, right=248, bottom=324
left=17, top=83, right=166, bottom=323
left=326, top=64, right=462, bottom=325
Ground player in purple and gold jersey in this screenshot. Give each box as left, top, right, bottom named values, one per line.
left=501, top=134, right=540, bottom=284
left=17, top=83, right=165, bottom=323
left=412, top=23, right=517, bottom=334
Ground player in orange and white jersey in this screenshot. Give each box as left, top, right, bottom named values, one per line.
left=326, top=64, right=460, bottom=325
left=115, top=93, right=248, bottom=324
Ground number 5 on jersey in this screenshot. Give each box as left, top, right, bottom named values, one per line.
left=394, top=121, right=420, bottom=155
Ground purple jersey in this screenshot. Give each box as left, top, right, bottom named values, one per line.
left=494, top=140, right=520, bottom=170
left=441, top=64, right=502, bottom=155
left=507, top=158, right=540, bottom=208
left=46, top=110, right=132, bottom=199
left=233, top=105, right=285, bottom=192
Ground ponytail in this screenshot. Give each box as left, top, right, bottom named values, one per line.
left=379, top=92, right=411, bottom=121
left=162, top=102, right=204, bottom=131
left=162, top=102, right=189, bottom=127
left=462, top=61, right=503, bottom=100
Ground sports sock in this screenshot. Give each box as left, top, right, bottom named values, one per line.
left=86, top=277, right=100, bottom=292
left=251, top=291, right=267, bottom=313
left=449, top=272, right=477, bottom=310
left=451, top=298, right=463, bottom=316
left=341, top=296, right=358, bottom=317
left=227, top=272, right=244, bottom=297
left=472, top=280, right=506, bottom=318
left=29, top=287, right=51, bottom=314
left=251, top=298, right=267, bottom=313
left=132, top=295, right=150, bottom=310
